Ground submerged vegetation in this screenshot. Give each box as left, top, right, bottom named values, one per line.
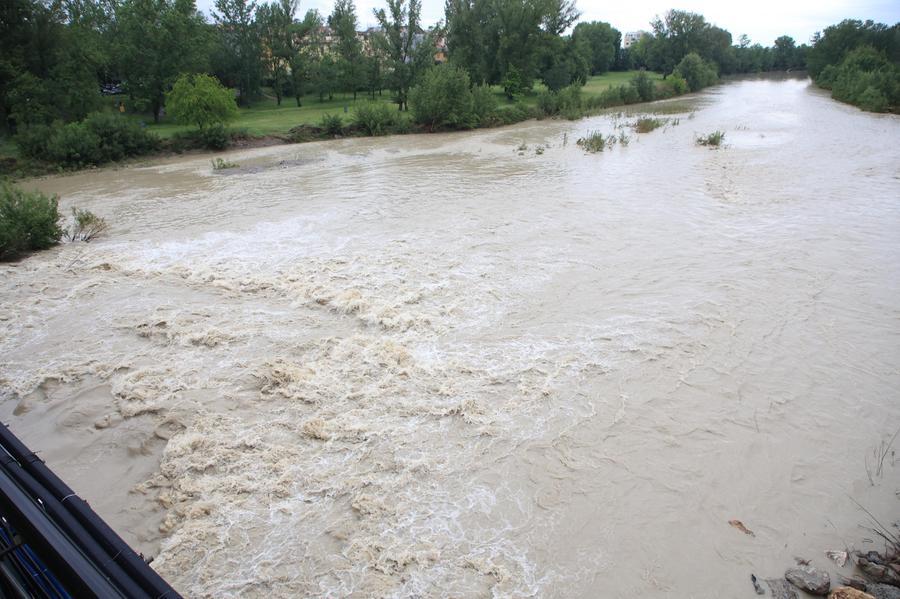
left=1, top=184, right=110, bottom=260
left=211, top=157, right=239, bottom=170
left=0, top=184, right=63, bottom=260
left=696, top=131, right=725, bottom=147
left=634, top=117, right=664, bottom=133
left=64, top=207, right=108, bottom=242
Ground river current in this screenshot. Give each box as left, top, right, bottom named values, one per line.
left=2, top=76, right=899, bottom=597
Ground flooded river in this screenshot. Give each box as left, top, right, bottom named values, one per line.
left=2, top=76, right=899, bottom=597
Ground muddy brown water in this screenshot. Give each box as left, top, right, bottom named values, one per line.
left=2, top=76, right=899, bottom=597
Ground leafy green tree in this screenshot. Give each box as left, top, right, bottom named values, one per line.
left=409, top=65, right=475, bottom=130
left=571, top=21, right=620, bottom=74
left=806, top=20, right=899, bottom=78
left=256, top=0, right=297, bottom=105
left=772, top=35, right=797, bottom=70
left=329, top=0, right=363, bottom=99
left=214, top=0, right=262, bottom=105
left=372, top=0, right=433, bottom=111
left=647, top=10, right=732, bottom=76
left=672, top=52, right=718, bottom=91
left=287, top=9, right=323, bottom=106
left=166, top=73, right=238, bottom=129
left=116, top=0, right=209, bottom=122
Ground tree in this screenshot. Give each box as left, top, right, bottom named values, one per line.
left=372, top=0, right=433, bottom=111
left=256, top=0, right=297, bottom=105
left=571, top=21, right=620, bottom=74
left=647, top=10, right=731, bottom=76
left=672, top=52, right=718, bottom=91
left=287, top=9, right=323, bottom=106
left=772, top=35, right=797, bottom=70
left=166, top=73, right=238, bottom=129
left=329, top=0, right=363, bottom=99
left=409, top=65, right=475, bottom=130
left=214, top=0, right=262, bottom=106
left=116, top=0, right=209, bottom=122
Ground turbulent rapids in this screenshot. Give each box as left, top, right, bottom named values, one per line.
left=1, top=77, right=899, bottom=597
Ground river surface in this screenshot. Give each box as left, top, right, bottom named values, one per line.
left=2, top=76, right=899, bottom=597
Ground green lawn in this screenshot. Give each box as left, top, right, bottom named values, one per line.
left=138, top=70, right=657, bottom=139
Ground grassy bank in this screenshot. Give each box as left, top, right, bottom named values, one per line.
left=130, top=70, right=663, bottom=139
left=0, top=70, right=673, bottom=177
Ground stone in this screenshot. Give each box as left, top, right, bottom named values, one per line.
left=829, top=587, right=876, bottom=599
left=767, top=578, right=800, bottom=599
left=868, top=583, right=900, bottom=599
left=786, top=564, right=831, bottom=595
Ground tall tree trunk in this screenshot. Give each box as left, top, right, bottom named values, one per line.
left=152, top=97, right=161, bottom=124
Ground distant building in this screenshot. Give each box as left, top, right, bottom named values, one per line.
left=623, top=31, right=649, bottom=49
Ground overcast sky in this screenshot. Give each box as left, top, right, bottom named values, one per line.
left=196, top=0, right=899, bottom=47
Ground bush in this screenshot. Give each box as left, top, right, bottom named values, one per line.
left=674, top=53, right=719, bottom=92
left=576, top=131, right=606, bottom=153
left=502, top=65, right=525, bottom=100
left=630, top=71, right=656, bottom=102
left=64, top=207, right=108, bottom=242
left=536, top=91, right=559, bottom=116
left=596, top=86, right=624, bottom=108
left=471, top=85, right=498, bottom=126
left=320, top=113, right=344, bottom=137
left=17, top=113, right=159, bottom=166
left=619, top=84, right=640, bottom=104
left=696, top=131, right=725, bottom=147
left=819, top=46, right=899, bottom=113
left=634, top=117, right=664, bottom=133
left=0, top=183, right=63, bottom=260
left=166, top=73, right=238, bottom=130
left=353, top=102, right=396, bottom=136
left=666, top=74, right=689, bottom=95
left=409, top=66, right=476, bottom=131
left=81, top=113, right=158, bottom=160
left=45, top=122, right=102, bottom=166
left=200, top=123, right=229, bottom=150
left=557, top=85, right=583, bottom=119
left=497, top=102, right=534, bottom=125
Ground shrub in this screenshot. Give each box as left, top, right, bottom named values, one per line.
left=199, top=123, right=229, bottom=150
left=497, top=102, right=534, bottom=125
left=64, top=207, right=108, bottom=242
left=674, top=53, right=719, bottom=92
left=820, top=46, right=899, bottom=113
left=596, top=86, right=624, bottom=108
left=857, top=86, right=889, bottom=112
left=666, top=75, right=689, bottom=95
left=557, top=84, right=583, bottom=119
left=353, top=102, right=396, bottom=136
left=211, top=157, right=238, bottom=170
left=0, top=183, right=63, bottom=260
left=696, top=131, right=725, bottom=147
left=471, top=85, right=498, bottom=126
left=320, top=113, right=344, bottom=137
left=619, top=84, right=640, bottom=104
left=630, top=71, right=656, bottom=102
left=81, top=113, right=158, bottom=160
left=166, top=73, right=238, bottom=130
left=409, top=66, right=476, bottom=131
left=634, top=117, right=664, bottom=133
left=392, top=112, right=413, bottom=134
left=576, top=131, right=606, bottom=153
left=536, top=91, right=560, bottom=116
left=45, top=122, right=102, bottom=166
left=17, top=114, right=159, bottom=166
left=502, top=65, right=525, bottom=100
